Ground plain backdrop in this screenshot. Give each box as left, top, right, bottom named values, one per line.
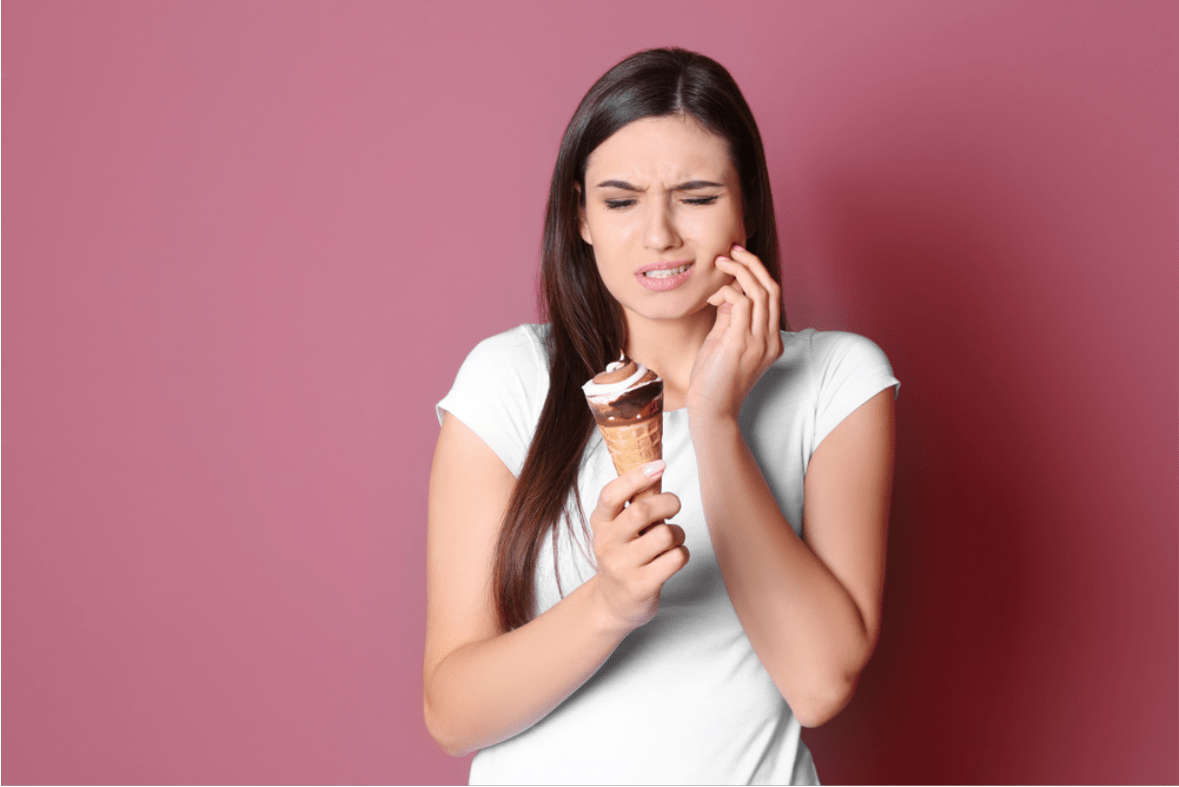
left=3, top=1, right=1177, bottom=784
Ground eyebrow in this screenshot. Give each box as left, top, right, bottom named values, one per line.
left=594, top=179, right=726, bottom=192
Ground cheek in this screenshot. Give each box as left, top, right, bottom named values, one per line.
left=694, top=215, right=745, bottom=259
left=590, top=245, right=629, bottom=294
left=723, top=207, right=747, bottom=244
left=588, top=223, right=631, bottom=274
left=697, top=203, right=743, bottom=237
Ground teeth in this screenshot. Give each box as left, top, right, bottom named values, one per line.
left=644, top=264, right=691, bottom=278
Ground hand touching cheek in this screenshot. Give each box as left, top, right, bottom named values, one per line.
left=688, top=244, right=783, bottom=421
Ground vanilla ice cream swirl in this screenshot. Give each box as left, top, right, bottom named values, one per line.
left=582, top=355, right=663, bottom=425
left=582, top=356, right=655, bottom=400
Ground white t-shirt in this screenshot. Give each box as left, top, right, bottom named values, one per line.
left=436, top=323, right=900, bottom=785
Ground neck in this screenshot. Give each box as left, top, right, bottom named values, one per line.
left=622, top=305, right=716, bottom=411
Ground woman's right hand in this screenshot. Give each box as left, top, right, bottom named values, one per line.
left=427, top=416, right=680, bottom=755
left=589, top=460, right=690, bottom=632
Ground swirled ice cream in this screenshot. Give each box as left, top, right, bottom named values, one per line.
left=583, top=355, right=664, bottom=502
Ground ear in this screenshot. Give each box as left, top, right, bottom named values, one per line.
left=575, top=183, right=592, bottom=246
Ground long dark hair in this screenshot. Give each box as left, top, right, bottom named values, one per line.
left=493, top=47, right=789, bottom=631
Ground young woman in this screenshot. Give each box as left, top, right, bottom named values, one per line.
left=426, top=48, right=899, bottom=784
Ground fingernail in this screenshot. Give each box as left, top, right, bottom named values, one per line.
left=716, top=255, right=731, bottom=263
left=643, top=460, right=666, bottom=476
left=732, top=243, right=746, bottom=252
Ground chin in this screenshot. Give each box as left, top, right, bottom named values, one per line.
left=627, top=296, right=714, bottom=323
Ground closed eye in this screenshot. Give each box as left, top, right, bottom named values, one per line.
left=603, top=195, right=719, bottom=209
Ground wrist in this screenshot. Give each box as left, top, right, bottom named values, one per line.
left=687, top=408, right=742, bottom=441
left=582, top=575, right=640, bottom=640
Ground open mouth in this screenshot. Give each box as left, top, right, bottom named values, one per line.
left=642, top=263, right=692, bottom=278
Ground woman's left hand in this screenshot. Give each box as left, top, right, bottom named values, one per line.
left=687, top=243, right=783, bottom=422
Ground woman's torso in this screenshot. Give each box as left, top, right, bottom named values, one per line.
left=460, top=323, right=838, bottom=785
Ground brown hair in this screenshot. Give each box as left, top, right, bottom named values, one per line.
left=493, top=47, right=789, bottom=631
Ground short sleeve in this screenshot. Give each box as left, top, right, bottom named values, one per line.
left=435, top=325, right=547, bottom=477
left=810, top=331, right=900, bottom=449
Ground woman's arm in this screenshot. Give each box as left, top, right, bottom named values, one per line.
left=688, top=245, right=895, bottom=727
left=690, top=389, right=894, bottom=727
left=424, top=413, right=686, bottom=755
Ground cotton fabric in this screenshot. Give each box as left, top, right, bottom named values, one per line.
left=436, top=323, right=900, bottom=785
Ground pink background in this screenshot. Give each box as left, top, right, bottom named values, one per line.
left=4, top=1, right=1176, bottom=783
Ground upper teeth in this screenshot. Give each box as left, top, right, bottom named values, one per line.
left=644, top=264, right=691, bottom=278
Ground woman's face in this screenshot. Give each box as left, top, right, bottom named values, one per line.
left=579, top=115, right=746, bottom=325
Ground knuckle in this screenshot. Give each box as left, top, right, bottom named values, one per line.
left=662, top=525, right=679, bottom=549
left=590, top=511, right=613, bottom=535
left=598, top=485, right=623, bottom=509
left=629, top=498, right=656, bottom=523
left=648, top=524, right=672, bottom=549
left=650, top=496, right=677, bottom=522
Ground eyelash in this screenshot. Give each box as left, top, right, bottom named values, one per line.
left=604, top=196, right=720, bottom=210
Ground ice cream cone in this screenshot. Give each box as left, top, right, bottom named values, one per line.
left=596, top=416, right=664, bottom=501
left=583, top=355, right=664, bottom=504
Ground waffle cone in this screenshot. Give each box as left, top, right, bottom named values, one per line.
left=597, top=417, right=663, bottom=502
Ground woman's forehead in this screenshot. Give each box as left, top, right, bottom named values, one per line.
left=584, top=115, right=735, bottom=186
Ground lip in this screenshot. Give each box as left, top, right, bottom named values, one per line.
left=636, top=260, right=694, bottom=292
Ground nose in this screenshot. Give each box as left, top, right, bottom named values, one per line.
left=641, top=199, right=681, bottom=252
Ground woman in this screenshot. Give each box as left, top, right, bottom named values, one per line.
left=426, top=48, right=899, bottom=784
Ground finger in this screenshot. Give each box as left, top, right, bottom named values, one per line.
left=642, top=543, right=690, bottom=584
left=620, top=493, right=682, bottom=542
left=709, top=280, right=752, bottom=338
left=716, top=256, right=766, bottom=341
left=730, top=244, right=782, bottom=335
left=632, top=522, right=686, bottom=566
left=706, top=282, right=744, bottom=309
left=707, top=279, right=737, bottom=304
left=729, top=244, right=779, bottom=297
left=593, top=460, right=665, bottom=526
left=705, top=285, right=735, bottom=337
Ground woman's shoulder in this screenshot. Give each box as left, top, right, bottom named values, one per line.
left=754, top=328, right=897, bottom=409
left=459, top=323, right=550, bottom=374
left=447, top=322, right=551, bottom=402
left=775, top=328, right=900, bottom=424
left=436, top=324, right=552, bottom=464
left=778, top=328, right=894, bottom=374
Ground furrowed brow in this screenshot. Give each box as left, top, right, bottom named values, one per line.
left=594, top=179, right=726, bottom=191
left=672, top=180, right=725, bottom=191
left=595, top=179, right=641, bottom=190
